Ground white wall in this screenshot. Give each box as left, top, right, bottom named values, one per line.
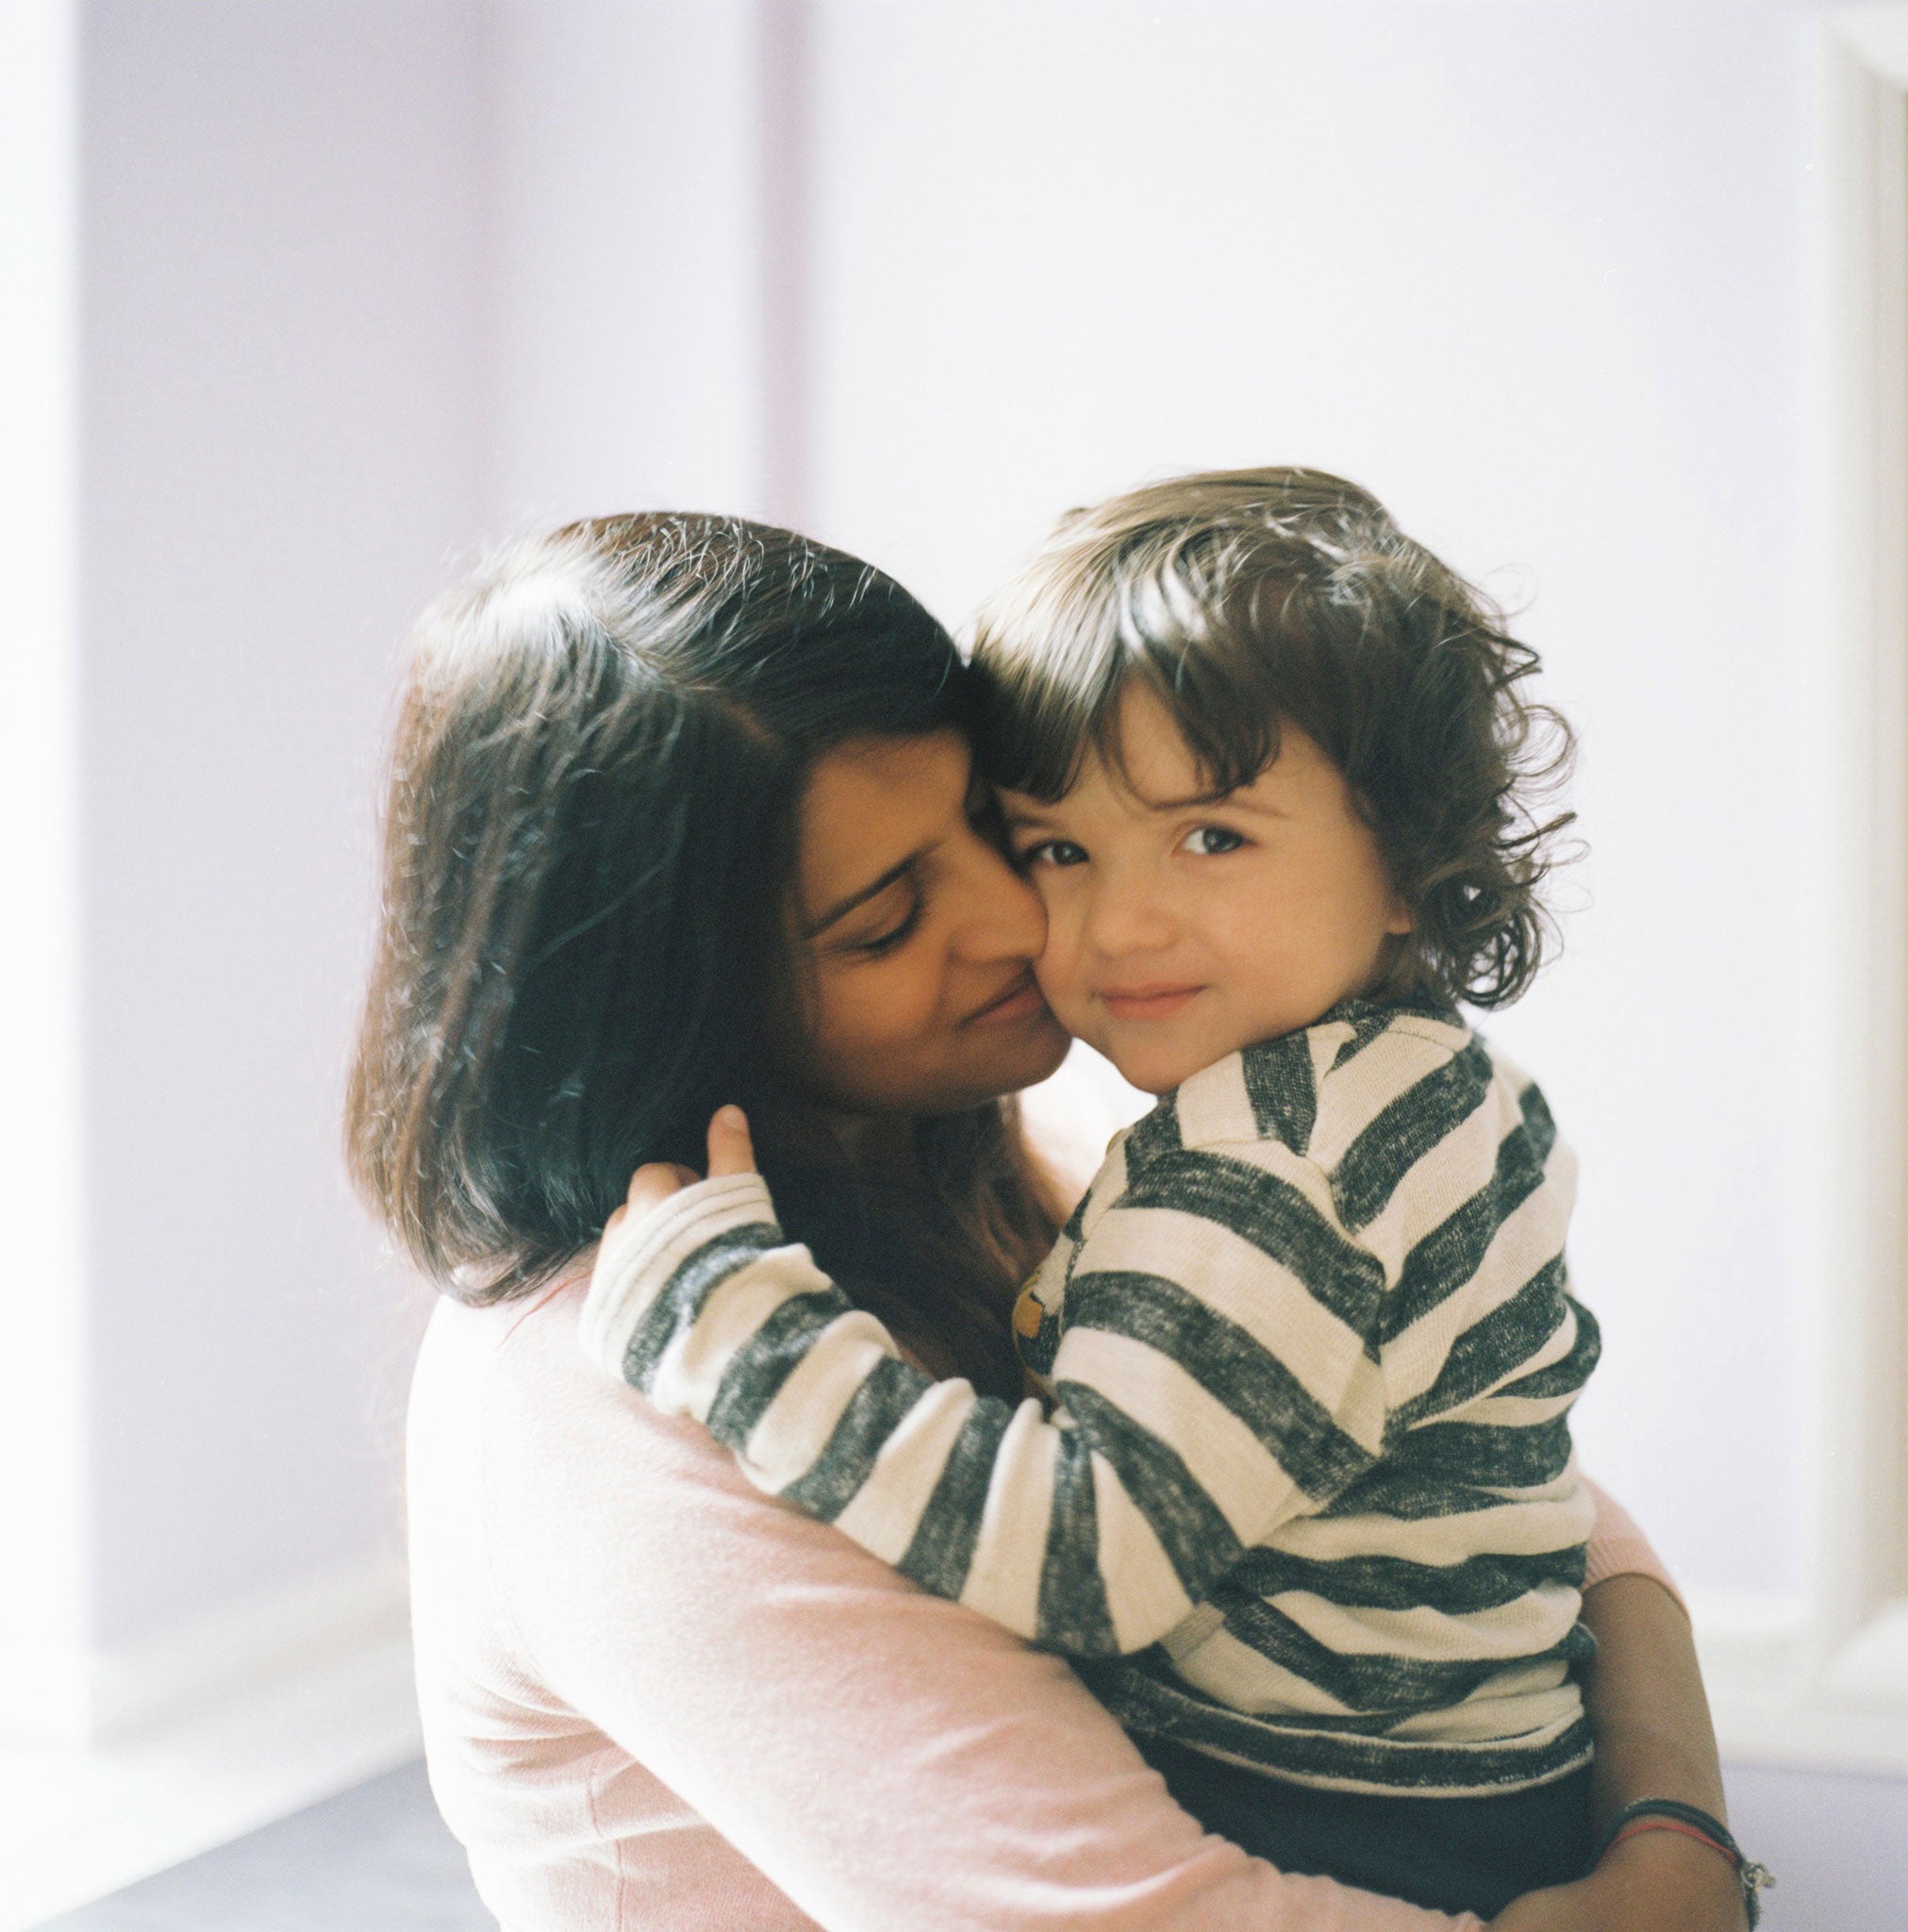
left=484, top=0, right=779, bottom=532
left=21, top=0, right=1897, bottom=1786
left=803, top=0, right=1829, bottom=1607
left=76, top=0, right=490, bottom=1655
left=0, top=0, right=90, bottom=1740
left=8, top=0, right=791, bottom=1719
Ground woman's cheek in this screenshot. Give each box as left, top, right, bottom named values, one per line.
left=849, top=955, right=946, bottom=1053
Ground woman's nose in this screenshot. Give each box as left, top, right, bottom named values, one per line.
left=953, top=838, right=1048, bottom=963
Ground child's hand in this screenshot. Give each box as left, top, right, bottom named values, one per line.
left=581, top=1107, right=772, bottom=1386
left=601, top=1107, right=758, bottom=1241
left=705, top=1104, right=756, bottom=1178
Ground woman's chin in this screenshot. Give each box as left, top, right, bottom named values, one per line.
left=953, top=1004, right=1072, bottom=1106
left=1016, top=1011, right=1074, bottom=1091
left=809, top=1008, right=1071, bottom=1119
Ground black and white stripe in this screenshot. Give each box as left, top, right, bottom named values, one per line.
left=581, top=999, right=1598, bottom=1794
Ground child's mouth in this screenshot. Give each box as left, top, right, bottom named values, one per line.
left=1098, top=984, right=1203, bottom=1022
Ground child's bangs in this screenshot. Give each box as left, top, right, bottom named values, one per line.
left=974, top=530, right=1288, bottom=804
left=971, top=614, right=1128, bottom=802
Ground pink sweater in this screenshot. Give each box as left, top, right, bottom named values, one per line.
left=407, top=1273, right=1674, bottom=1932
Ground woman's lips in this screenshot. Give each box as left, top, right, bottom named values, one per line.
left=965, top=973, right=1048, bottom=1027
left=1098, top=985, right=1203, bottom=1022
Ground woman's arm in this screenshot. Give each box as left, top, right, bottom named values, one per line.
left=478, top=1280, right=1478, bottom=1932
left=1489, top=1513, right=1748, bottom=1932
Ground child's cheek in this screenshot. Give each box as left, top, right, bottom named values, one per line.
left=1025, top=874, right=1098, bottom=1034
left=1030, top=946, right=1073, bottom=1007
left=1031, top=935, right=1089, bottom=1031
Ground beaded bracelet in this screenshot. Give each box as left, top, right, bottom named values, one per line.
left=1593, top=1798, right=1775, bottom=1929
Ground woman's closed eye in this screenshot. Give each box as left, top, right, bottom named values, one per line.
left=838, top=887, right=924, bottom=958
left=1180, top=824, right=1247, bottom=857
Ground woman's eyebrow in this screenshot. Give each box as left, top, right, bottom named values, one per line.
left=804, top=853, right=919, bottom=938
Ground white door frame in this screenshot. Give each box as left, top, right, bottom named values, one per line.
left=1703, top=6, right=1908, bottom=1771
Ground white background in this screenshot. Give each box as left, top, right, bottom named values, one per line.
left=5, top=0, right=1902, bottom=1918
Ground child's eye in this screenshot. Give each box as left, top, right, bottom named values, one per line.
left=1181, top=824, right=1246, bottom=857
left=1018, top=838, right=1088, bottom=870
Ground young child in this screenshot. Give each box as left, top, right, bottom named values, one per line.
left=580, top=469, right=1597, bottom=1916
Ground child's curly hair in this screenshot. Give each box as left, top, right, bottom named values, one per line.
left=970, top=467, right=1575, bottom=1009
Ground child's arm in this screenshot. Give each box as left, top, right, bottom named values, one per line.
left=581, top=1107, right=1391, bottom=1657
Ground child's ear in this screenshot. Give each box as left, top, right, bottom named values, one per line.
left=1385, top=894, right=1414, bottom=936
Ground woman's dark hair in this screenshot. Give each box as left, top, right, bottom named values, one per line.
left=971, top=467, right=1576, bottom=1008
left=346, top=513, right=1054, bottom=1392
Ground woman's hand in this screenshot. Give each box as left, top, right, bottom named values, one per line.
left=602, top=1107, right=758, bottom=1239
left=1486, top=1569, right=1752, bottom=1929
left=1485, top=1570, right=1758, bottom=1930
left=1488, top=1828, right=1748, bottom=1931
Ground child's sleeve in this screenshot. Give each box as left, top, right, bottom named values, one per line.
left=579, top=1145, right=1386, bottom=1660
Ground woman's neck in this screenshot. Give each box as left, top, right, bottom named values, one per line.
left=755, top=1096, right=923, bottom=1188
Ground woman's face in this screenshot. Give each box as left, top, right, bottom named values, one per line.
left=780, top=729, right=1071, bottom=1116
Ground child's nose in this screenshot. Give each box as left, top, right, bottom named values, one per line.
left=1081, top=870, right=1175, bottom=956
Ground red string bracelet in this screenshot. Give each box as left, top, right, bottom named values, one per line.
left=1608, top=1815, right=1738, bottom=1863
left=1595, top=1800, right=1774, bottom=1927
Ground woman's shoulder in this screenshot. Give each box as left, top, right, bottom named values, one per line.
left=409, top=1269, right=604, bottom=1487
left=408, top=1266, right=926, bottom=1627
left=406, top=1268, right=817, bottom=1756
left=410, top=1266, right=768, bottom=1528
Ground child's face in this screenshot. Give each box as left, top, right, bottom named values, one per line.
left=1002, top=685, right=1411, bottom=1095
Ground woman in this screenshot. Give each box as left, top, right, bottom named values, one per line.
left=349, top=512, right=1746, bottom=1931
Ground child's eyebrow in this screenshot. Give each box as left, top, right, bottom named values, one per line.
left=1004, top=791, right=1290, bottom=823
left=1141, top=789, right=1287, bottom=818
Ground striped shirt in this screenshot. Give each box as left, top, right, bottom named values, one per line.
left=581, top=999, right=1600, bottom=1795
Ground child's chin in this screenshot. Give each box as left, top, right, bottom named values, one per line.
left=1066, top=1016, right=1200, bottom=1094
left=1104, top=1050, right=1194, bottom=1097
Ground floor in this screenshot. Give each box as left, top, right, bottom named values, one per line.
left=19, top=1753, right=1908, bottom=1932
left=1722, top=1761, right=1908, bottom=1931
left=0, top=1634, right=423, bottom=1932
left=29, top=1763, right=489, bottom=1932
